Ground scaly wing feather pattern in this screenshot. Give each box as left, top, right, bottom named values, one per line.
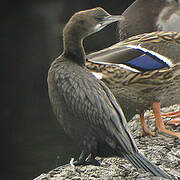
left=56, top=66, right=137, bottom=154
left=54, top=64, right=172, bottom=179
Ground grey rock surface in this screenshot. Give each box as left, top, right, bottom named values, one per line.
left=34, top=105, right=180, bottom=180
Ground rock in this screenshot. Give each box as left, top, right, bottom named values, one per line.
left=34, top=105, right=180, bottom=180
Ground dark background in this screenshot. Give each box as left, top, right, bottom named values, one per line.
left=2, top=0, right=135, bottom=179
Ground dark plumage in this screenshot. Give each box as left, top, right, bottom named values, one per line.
left=47, top=7, right=171, bottom=178
left=118, top=0, right=180, bottom=41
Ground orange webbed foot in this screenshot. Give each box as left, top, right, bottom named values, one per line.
left=139, top=112, right=156, bottom=137
left=166, top=119, right=180, bottom=126
left=150, top=110, right=180, bottom=126
left=152, top=102, right=180, bottom=138
left=160, top=110, right=180, bottom=118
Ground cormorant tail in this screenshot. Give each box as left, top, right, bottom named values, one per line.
left=124, top=152, right=171, bottom=179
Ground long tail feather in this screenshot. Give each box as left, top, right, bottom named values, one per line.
left=124, top=152, right=171, bottom=179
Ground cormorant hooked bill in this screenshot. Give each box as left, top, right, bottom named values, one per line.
left=47, top=7, right=171, bottom=179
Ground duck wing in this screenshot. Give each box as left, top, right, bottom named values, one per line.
left=87, top=32, right=180, bottom=72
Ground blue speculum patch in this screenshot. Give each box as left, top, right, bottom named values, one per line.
left=124, top=54, right=169, bottom=71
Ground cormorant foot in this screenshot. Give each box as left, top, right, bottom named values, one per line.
left=72, top=154, right=100, bottom=166
left=86, top=154, right=101, bottom=166
left=72, top=159, right=86, bottom=166
left=72, top=159, right=100, bottom=166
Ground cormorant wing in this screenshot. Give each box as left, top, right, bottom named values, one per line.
left=57, top=68, right=137, bottom=154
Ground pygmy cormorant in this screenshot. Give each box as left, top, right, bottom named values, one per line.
left=47, top=7, right=171, bottom=179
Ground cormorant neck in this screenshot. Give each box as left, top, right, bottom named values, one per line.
left=63, top=31, right=86, bottom=66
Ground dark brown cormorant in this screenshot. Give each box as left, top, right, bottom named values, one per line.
left=47, top=7, right=171, bottom=179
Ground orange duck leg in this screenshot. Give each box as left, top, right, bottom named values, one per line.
left=139, top=112, right=155, bottom=137
left=161, top=110, right=180, bottom=125
left=139, top=102, right=180, bottom=138
left=152, top=102, right=180, bottom=138
left=166, top=118, right=180, bottom=125
left=160, top=110, right=180, bottom=117
left=150, top=109, right=180, bottom=125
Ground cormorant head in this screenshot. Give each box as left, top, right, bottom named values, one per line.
left=63, top=7, right=124, bottom=39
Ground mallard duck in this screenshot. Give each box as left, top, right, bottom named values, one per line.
left=118, top=0, right=180, bottom=124
left=118, top=0, right=180, bottom=41
left=86, top=31, right=180, bottom=138
left=117, top=0, right=180, bottom=134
